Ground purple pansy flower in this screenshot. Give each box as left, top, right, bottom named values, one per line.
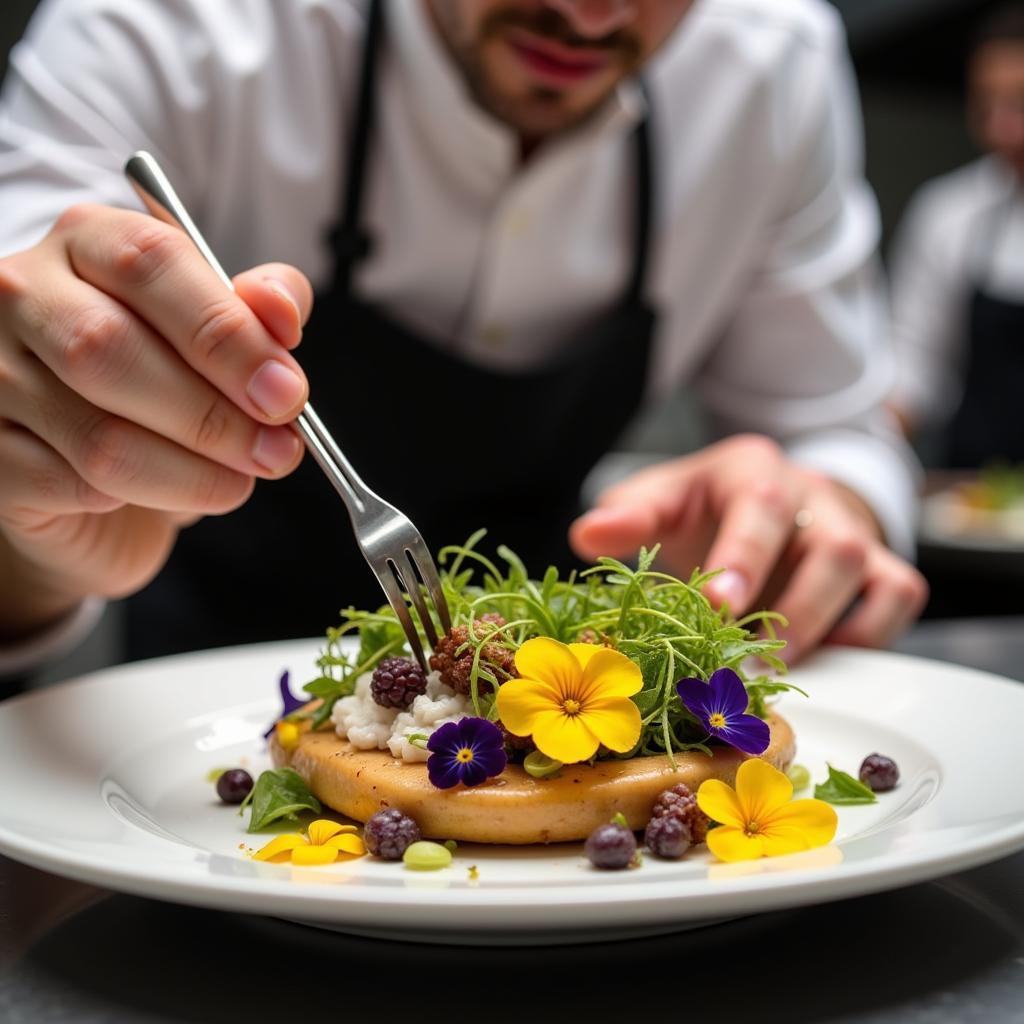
left=427, top=717, right=508, bottom=789
left=262, top=670, right=305, bottom=738
left=676, top=667, right=770, bottom=754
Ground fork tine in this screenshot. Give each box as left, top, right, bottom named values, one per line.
left=376, top=560, right=428, bottom=671
left=406, top=536, right=452, bottom=635
left=400, top=551, right=441, bottom=650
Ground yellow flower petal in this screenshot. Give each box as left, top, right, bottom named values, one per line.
left=567, top=642, right=602, bottom=670
left=531, top=708, right=601, bottom=764
left=578, top=697, right=642, bottom=753
left=496, top=677, right=562, bottom=736
left=755, top=826, right=816, bottom=859
left=706, top=826, right=766, bottom=862
left=307, top=819, right=358, bottom=846
left=252, top=834, right=306, bottom=863
left=578, top=647, right=643, bottom=700
left=734, top=758, right=793, bottom=822
left=764, top=799, right=838, bottom=849
left=697, top=779, right=747, bottom=829
left=514, top=637, right=582, bottom=693
left=291, top=844, right=339, bottom=866
left=325, top=833, right=367, bottom=857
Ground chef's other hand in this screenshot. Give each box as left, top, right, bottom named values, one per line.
left=0, top=204, right=313, bottom=639
left=569, top=435, right=928, bottom=663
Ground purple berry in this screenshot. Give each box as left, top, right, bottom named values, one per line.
left=859, top=753, right=899, bottom=792
left=370, top=658, right=428, bottom=709
left=645, top=813, right=692, bottom=859
left=215, top=768, right=253, bottom=804
left=363, top=808, right=422, bottom=860
left=650, top=783, right=709, bottom=844
left=584, top=823, right=636, bottom=870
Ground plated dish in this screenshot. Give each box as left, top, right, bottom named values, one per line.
left=2, top=543, right=1024, bottom=943
left=921, top=465, right=1024, bottom=550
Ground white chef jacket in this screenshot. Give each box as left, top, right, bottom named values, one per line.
left=0, top=0, right=919, bottom=674
left=889, top=155, right=1024, bottom=427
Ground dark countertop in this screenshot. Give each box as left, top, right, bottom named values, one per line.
left=3, top=618, right=1024, bottom=1024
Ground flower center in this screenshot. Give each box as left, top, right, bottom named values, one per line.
left=456, top=747, right=475, bottom=763
left=744, top=820, right=761, bottom=837
left=562, top=699, right=582, bottom=716
left=708, top=712, right=728, bottom=729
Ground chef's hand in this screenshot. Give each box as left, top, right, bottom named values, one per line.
left=0, top=204, right=313, bottom=639
left=569, top=435, right=928, bottom=663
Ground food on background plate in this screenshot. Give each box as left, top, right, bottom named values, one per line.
left=923, top=463, right=1024, bottom=542
left=267, top=534, right=805, bottom=846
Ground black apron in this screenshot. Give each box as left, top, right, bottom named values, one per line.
left=124, top=0, right=658, bottom=659
left=946, top=190, right=1024, bottom=467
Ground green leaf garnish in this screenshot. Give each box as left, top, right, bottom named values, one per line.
left=814, top=764, right=877, bottom=805
left=523, top=751, right=563, bottom=779
left=310, top=531, right=789, bottom=765
left=242, top=767, right=322, bottom=832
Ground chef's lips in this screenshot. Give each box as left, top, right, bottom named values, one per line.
left=480, top=5, right=645, bottom=84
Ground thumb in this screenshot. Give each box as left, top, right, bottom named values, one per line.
left=233, top=262, right=314, bottom=350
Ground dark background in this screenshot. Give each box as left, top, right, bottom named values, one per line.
left=0, top=0, right=1005, bottom=246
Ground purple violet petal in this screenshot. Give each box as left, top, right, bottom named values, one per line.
left=426, top=721, right=462, bottom=754
left=715, top=714, right=772, bottom=755
left=707, top=667, right=751, bottom=720
left=263, top=669, right=305, bottom=738
left=458, top=757, right=492, bottom=788
left=676, top=677, right=714, bottom=725
left=427, top=752, right=465, bottom=789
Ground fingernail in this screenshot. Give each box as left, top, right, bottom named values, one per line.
left=247, top=360, right=305, bottom=418
left=709, top=569, right=748, bottom=610
left=264, top=277, right=301, bottom=317
left=252, top=426, right=301, bottom=472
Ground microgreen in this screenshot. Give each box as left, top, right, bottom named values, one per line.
left=306, top=531, right=788, bottom=764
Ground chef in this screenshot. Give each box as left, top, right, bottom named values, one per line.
left=0, top=0, right=926, bottom=675
left=888, top=3, right=1024, bottom=467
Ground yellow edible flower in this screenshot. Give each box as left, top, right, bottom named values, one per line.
left=697, top=759, right=838, bottom=862
left=253, top=819, right=366, bottom=866
left=496, top=637, right=642, bottom=764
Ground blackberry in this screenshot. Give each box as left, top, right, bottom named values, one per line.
left=429, top=616, right=516, bottom=696
left=859, top=753, right=899, bottom=792
left=650, top=783, right=709, bottom=845
left=645, top=813, right=692, bottom=859
left=584, top=823, right=636, bottom=870
left=363, top=808, right=422, bottom=860
left=370, top=657, right=427, bottom=709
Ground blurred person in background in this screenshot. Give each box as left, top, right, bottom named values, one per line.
left=0, top=0, right=927, bottom=676
left=888, top=3, right=1024, bottom=467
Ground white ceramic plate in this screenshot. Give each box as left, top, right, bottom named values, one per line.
left=2, top=641, right=1023, bottom=946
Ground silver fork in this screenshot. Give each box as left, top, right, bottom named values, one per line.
left=124, top=150, right=452, bottom=669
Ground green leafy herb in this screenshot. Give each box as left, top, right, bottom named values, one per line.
left=241, top=767, right=322, bottom=833
left=310, top=530, right=789, bottom=766
left=814, top=764, right=877, bottom=805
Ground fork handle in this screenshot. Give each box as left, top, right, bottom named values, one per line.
left=124, top=150, right=375, bottom=516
